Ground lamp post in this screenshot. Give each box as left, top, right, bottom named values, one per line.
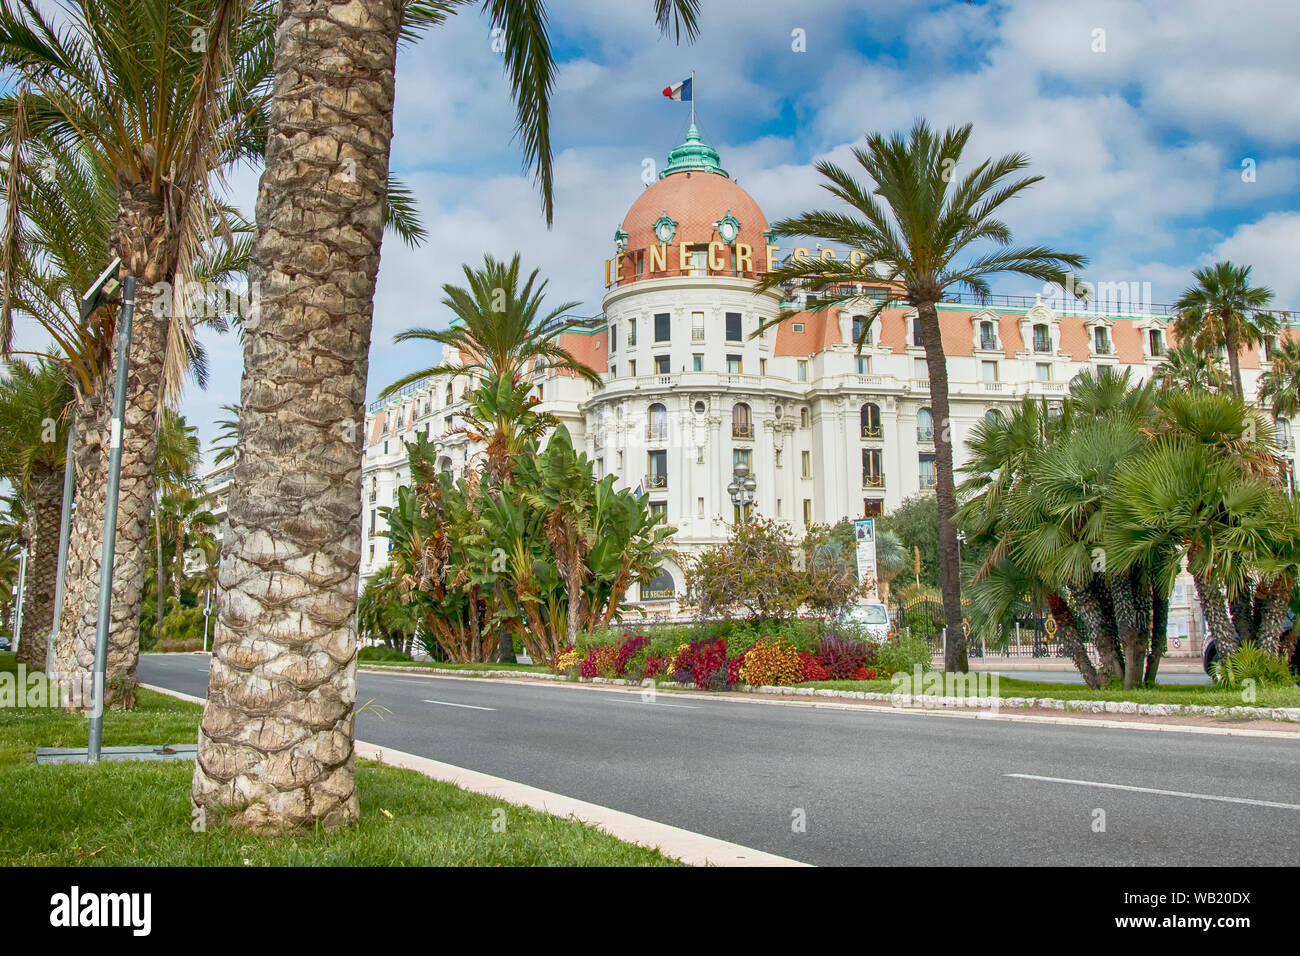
left=726, top=462, right=756, bottom=521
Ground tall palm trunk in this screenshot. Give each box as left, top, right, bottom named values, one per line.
left=1193, top=573, right=1237, bottom=656
left=14, top=469, right=63, bottom=670
left=54, top=391, right=107, bottom=678
left=916, top=301, right=966, bottom=671
left=63, top=183, right=172, bottom=710
left=1223, top=322, right=1244, bottom=400
left=193, top=0, right=402, bottom=832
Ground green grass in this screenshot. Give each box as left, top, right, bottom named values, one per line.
left=796, top=674, right=1300, bottom=709
left=0, top=652, right=676, bottom=866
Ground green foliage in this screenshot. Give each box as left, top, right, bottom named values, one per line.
left=872, top=632, right=934, bottom=679
left=358, top=646, right=413, bottom=663
left=1211, top=642, right=1296, bottom=688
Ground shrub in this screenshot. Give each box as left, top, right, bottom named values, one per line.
left=581, top=643, right=620, bottom=679
left=614, top=634, right=650, bottom=674
left=739, top=640, right=806, bottom=687
left=358, top=645, right=412, bottom=662
left=550, top=645, right=581, bottom=674
left=817, top=634, right=871, bottom=680
left=872, top=631, right=932, bottom=679
left=800, top=652, right=830, bottom=682
left=154, top=638, right=203, bottom=653
left=1212, top=642, right=1296, bottom=688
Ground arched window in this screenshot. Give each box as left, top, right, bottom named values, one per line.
left=985, top=408, right=1001, bottom=425
left=647, top=403, right=668, bottom=442
left=437, top=456, right=452, bottom=474
left=732, top=402, right=753, bottom=439
left=851, top=315, right=872, bottom=346
left=917, top=407, right=933, bottom=442
left=444, top=383, right=454, bottom=405
left=1278, top=419, right=1293, bottom=453
left=860, top=403, right=881, bottom=439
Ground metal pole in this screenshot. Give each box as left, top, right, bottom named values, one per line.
left=12, top=546, right=27, bottom=654
left=44, top=427, right=77, bottom=675
left=202, top=587, right=212, bottom=652
left=88, top=276, right=133, bottom=763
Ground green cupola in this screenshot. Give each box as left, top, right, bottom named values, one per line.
left=660, top=124, right=728, bottom=179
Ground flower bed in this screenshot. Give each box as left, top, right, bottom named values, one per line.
left=550, top=627, right=911, bottom=690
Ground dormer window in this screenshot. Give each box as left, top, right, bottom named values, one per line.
left=1148, top=328, right=1165, bottom=356
left=911, top=316, right=924, bottom=347
left=979, top=320, right=997, bottom=351
left=1032, top=323, right=1052, bottom=353
left=1093, top=326, right=1111, bottom=355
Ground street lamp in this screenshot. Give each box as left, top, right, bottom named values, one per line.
left=727, top=462, right=756, bottom=520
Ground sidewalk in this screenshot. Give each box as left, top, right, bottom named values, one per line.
left=932, top=655, right=1205, bottom=674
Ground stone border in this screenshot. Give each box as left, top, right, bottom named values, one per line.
left=358, top=665, right=1300, bottom=723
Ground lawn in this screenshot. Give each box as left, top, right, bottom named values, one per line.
left=796, top=674, right=1300, bottom=709
left=358, top=658, right=550, bottom=675
left=0, top=652, right=677, bottom=866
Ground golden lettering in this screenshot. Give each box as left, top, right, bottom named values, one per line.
left=678, top=241, right=692, bottom=271
left=649, top=242, right=667, bottom=273
left=849, top=250, right=866, bottom=268
left=793, top=246, right=810, bottom=262
left=736, top=243, right=753, bottom=274
left=766, top=245, right=780, bottom=272
left=708, top=240, right=727, bottom=272
left=820, top=248, right=837, bottom=262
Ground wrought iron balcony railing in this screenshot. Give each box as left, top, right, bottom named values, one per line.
left=644, top=473, right=668, bottom=491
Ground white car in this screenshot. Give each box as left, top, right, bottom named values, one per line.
left=841, top=602, right=892, bottom=641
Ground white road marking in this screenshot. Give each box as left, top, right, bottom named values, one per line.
left=1005, top=773, right=1300, bottom=810
left=603, top=697, right=698, bottom=710
left=423, top=699, right=496, bottom=712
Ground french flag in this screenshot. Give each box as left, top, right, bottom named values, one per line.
left=662, top=77, right=692, bottom=102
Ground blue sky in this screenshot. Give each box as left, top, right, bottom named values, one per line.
left=179, top=0, right=1300, bottom=465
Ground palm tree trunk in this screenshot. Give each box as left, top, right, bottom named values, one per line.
left=172, top=527, right=185, bottom=604
left=916, top=302, right=966, bottom=672
left=54, top=391, right=107, bottom=680
left=1145, top=582, right=1168, bottom=684
left=1046, top=591, right=1100, bottom=689
left=63, top=184, right=173, bottom=710
left=1194, top=573, right=1237, bottom=655
left=14, top=470, right=63, bottom=671
left=193, top=0, right=402, bottom=832
left=1224, top=323, right=1244, bottom=399
left=1255, top=577, right=1291, bottom=655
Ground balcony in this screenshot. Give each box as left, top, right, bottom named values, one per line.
left=627, top=333, right=636, bottom=347
left=919, top=473, right=937, bottom=490
left=916, top=426, right=934, bottom=443
left=732, top=422, right=754, bottom=439
left=692, top=328, right=705, bottom=342
left=646, top=424, right=668, bottom=443
left=644, top=473, right=668, bottom=491
left=979, top=337, right=997, bottom=352
left=981, top=381, right=1004, bottom=392
left=861, top=424, right=882, bottom=439
left=862, top=473, right=885, bottom=489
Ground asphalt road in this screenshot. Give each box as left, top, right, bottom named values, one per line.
left=140, top=653, right=1299, bottom=866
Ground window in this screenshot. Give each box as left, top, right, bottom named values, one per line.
left=655, top=354, right=670, bottom=374
left=647, top=450, right=668, bottom=489
left=609, top=364, right=617, bottom=379
left=697, top=497, right=705, bottom=518
left=852, top=315, right=872, bottom=345
left=727, top=354, right=742, bottom=374
left=609, top=323, right=617, bottom=353
left=917, top=407, right=933, bottom=442
left=1032, top=323, right=1051, bottom=353
left=627, top=318, right=637, bottom=346
left=1148, top=328, right=1165, bottom=356
left=627, top=359, right=636, bottom=377
left=982, top=360, right=999, bottom=382
left=382, top=439, right=389, bottom=455
left=732, top=403, right=753, bottom=439
left=919, top=453, right=936, bottom=489
left=733, top=448, right=752, bottom=470
left=793, top=322, right=805, bottom=333
left=369, top=509, right=376, bottom=534
left=985, top=408, right=1001, bottom=425
left=776, top=499, right=783, bottom=517
left=445, top=383, right=453, bottom=405
left=692, top=312, right=705, bottom=341
left=980, top=320, right=997, bottom=351
left=696, top=445, right=704, bottom=463
left=802, top=498, right=813, bottom=525
left=759, top=358, right=767, bottom=375
left=654, top=312, right=670, bottom=342
left=797, top=360, right=808, bottom=382
left=774, top=449, right=783, bottom=468
left=693, top=353, right=704, bottom=372
left=856, top=355, right=871, bottom=374
left=801, top=450, right=811, bottom=478
left=800, top=407, right=810, bottom=428
left=649, top=501, right=668, bottom=524
left=725, top=312, right=742, bottom=342
left=1036, top=362, right=1052, bottom=382
left=862, top=499, right=883, bottom=518
left=861, top=403, right=881, bottom=439
left=912, top=316, right=924, bottom=347
left=1094, top=326, right=1111, bottom=355
left=914, top=357, right=928, bottom=381
left=862, top=448, right=884, bottom=488
left=689, top=244, right=708, bottom=276
left=647, top=403, right=667, bottom=442
left=369, top=476, right=377, bottom=502
left=368, top=542, right=375, bottom=562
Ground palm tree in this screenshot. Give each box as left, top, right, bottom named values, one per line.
left=0, top=358, right=71, bottom=669
left=1171, top=261, right=1277, bottom=400
left=195, top=0, right=703, bottom=832
left=1257, top=336, right=1300, bottom=420
left=1154, top=337, right=1229, bottom=393
left=758, top=120, right=1086, bottom=672
left=0, top=0, right=273, bottom=706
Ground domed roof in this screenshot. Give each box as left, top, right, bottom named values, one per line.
left=613, top=125, right=769, bottom=286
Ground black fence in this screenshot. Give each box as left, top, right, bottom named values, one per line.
left=890, top=602, right=1093, bottom=659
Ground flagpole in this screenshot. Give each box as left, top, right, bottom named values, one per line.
left=690, top=70, right=695, bottom=126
